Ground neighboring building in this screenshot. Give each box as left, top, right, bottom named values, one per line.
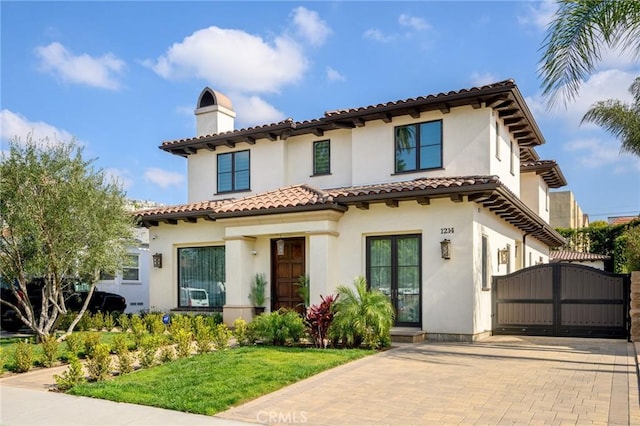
left=96, top=200, right=163, bottom=313
left=549, top=250, right=610, bottom=270
left=550, top=190, right=589, bottom=229
left=136, top=79, right=566, bottom=341
left=608, top=216, right=639, bottom=226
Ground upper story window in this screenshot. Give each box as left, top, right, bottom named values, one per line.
left=217, top=150, right=250, bottom=193
left=122, top=254, right=140, bottom=282
left=509, top=140, right=516, bottom=175
left=495, top=120, right=501, bottom=160
left=394, top=120, right=442, bottom=173
left=313, top=140, right=330, bottom=175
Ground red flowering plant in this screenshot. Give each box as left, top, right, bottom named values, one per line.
left=305, top=294, right=338, bottom=349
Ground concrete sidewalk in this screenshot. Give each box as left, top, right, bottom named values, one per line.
left=1, top=336, right=639, bottom=425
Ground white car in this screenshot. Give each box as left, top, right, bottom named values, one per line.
left=180, top=287, right=209, bottom=307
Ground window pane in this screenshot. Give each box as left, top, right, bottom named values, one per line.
left=218, top=154, right=232, bottom=173
left=218, top=172, right=232, bottom=192
left=419, top=145, right=441, bottom=169
left=122, top=268, right=139, bottom=281
left=369, top=238, right=392, bottom=296
left=397, top=237, right=419, bottom=266
left=234, top=169, right=250, bottom=190
left=395, top=126, right=417, bottom=172
left=178, top=246, right=226, bottom=308
left=419, top=121, right=441, bottom=147
left=314, top=140, right=330, bottom=174
left=234, top=151, right=249, bottom=171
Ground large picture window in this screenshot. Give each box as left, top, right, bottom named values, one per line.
left=178, top=246, right=226, bottom=309
left=395, top=120, right=442, bottom=173
left=313, top=140, right=330, bottom=175
left=217, top=150, right=250, bottom=193
left=367, top=234, right=421, bottom=326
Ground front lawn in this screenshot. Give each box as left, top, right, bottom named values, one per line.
left=69, top=346, right=373, bottom=415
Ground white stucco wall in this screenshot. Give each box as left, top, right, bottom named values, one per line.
left=520, top=173, right=550, bottom=223
left=96, top=245, right=150, bottom=314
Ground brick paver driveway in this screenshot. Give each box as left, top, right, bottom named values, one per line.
left=218, top=336, right=639, bottom=425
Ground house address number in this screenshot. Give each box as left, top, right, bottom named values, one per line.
left=441, top=227, right=454, bottom=234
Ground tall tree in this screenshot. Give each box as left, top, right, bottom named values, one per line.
left=539, top=0, right=640, bottom=106
left=0, top=136, right=134, bottom=340
left=581, top=77, right=640, bottom=156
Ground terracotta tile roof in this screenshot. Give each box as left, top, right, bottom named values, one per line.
left=135, top=199, right=230, bottom=218
left=215, top=185, right=336, bottom=215
left=608, top=216, right=639, bottom=226
left=160, top=79, right=546, bottom=156
left=520, top=159, right=567, bottom=188
left=550, top=250, right=610, bottom=262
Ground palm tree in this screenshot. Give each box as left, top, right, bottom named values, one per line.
left=581, top=77, right=640, bottom=157
left=539, top=0, right=640, bottom=107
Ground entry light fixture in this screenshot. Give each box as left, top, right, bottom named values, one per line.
left=152, top=253, right=163, bottom=268
left=498, top=248, right=509, bottom=265
left=276, top=239, right=285, bottom=256
left=440, top=239, right=451, bottom=260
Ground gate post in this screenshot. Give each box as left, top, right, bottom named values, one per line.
left=630, top=271, right=640, bottom=342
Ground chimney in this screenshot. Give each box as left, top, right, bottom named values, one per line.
left=195, top=87, right=235, bottom=137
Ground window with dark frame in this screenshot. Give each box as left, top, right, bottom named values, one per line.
left=367, top=234, right=421, bottom=325
left=482, top=235, right=489, bottom=290
left=217, top=150, right=250, bottom=193
left=495, top=119, right=501, bottom=160
left=394, top=120, right=442, bottom=173
left=313, top=140, right=330, bottom=175
left=178, top=246, right=226, bottom=309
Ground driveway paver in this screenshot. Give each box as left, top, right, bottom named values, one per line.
left=218, top=336, right=640, bottom=425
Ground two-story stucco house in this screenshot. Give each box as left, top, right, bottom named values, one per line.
left=137, top=79, right=566, bottom=341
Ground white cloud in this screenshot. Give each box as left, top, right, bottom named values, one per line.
left=35, top=42, right=125, bottom=90
left=144, top=167, right=185, bottom=189
left=564, top=137, right=640, bottom=173
left=518, top=0, right=557, bottom=30
left=146, top=26, right=307, bottom=94
left=470, top=72, right=498, bottom=87
left=232, top=94, right=287, bottom=128
left=104, top=168, right=133, bottom=190
left=291, top=7, right=331, bottom=46
left=363, top=28, right=396, bottom=43
left=526, top=69, right=637, bottom=126
left=0, top=109, right=76, bottom=145
left=399, top=14, right=430, bottom=31
left=326, top=67, right=346, bottom=82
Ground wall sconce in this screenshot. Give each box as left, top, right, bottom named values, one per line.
left=250, top=250, right=257, bottom=256
left=152, top=253, right=163, bottom=268
left=440, top=239, right=451, bottom=260
left=276, top=239, right=285, bottom=256
left=498, top=248, right=509, bottom=265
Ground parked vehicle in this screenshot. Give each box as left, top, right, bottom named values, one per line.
left=0, top=279, right=126, bottom=332
left=180, top=287, right=210, bottom=307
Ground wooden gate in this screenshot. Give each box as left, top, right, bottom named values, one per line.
left=492, top=263, right=629, bottom=338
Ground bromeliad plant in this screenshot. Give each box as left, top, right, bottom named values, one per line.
left=305, top=294, right=338, bottom=349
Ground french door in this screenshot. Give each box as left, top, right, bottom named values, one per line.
left=367, top=234, right=421, bottom=327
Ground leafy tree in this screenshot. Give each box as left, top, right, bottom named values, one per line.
left=0, top=136, right=134, bottom=341
left=539, top=0, right=640, bottom=106
left=581, top=77, right=640, bottom=157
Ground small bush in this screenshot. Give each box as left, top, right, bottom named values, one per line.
left=139, top=335, right=161, bottom=369
left=144, top=313, right=165, bottom=336
left=193, top=316, right=212, bottom=354
left=212, top=323, right=232, bottom=350
left=130, top=315, right=148, bottom=349
left=158, top=346, right=175, bottom=364
left=0, top=347, right=6, bottom=375
left=232, top=318, right=251, bottom=346
left=54, top=354, right=86, bottom=390
left=76, top=312, right=92, bottom=331
left=55, top=312, right=75, bottom=331
left=305, top=294, right=338, bottom=349
left=103, top=312, right=116, bottom=330
left=65, top=333, right=83, bottom=357
left=41, top=335, right=60, bottom=367
left=117, top=314, right=131, bottom=332
left=169, top=314, right=192, bottom=334
left=91, top=312, right=105, bottom=330
left=14, top=340, right=34, bottom=373
left=116, top=349, right=134, bottom=375
left=83, top=332, right=102, bottom=358
left=251, top=309, right=305, bottom=346
left=85, top=343, right=111, bottom=382
left=173, top=329, right=193, bottom=359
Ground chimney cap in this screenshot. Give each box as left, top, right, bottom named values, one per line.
left=197, top=87, right=233, bottom=111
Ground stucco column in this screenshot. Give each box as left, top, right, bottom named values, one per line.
left=630, top=271, right=640, bottom=342
left=308, top=231, right=339, bottom=306
left=222, top=236, right=256, bottom=326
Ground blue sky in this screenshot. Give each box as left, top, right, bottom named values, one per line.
left=2, top=1, right=639, bottom=222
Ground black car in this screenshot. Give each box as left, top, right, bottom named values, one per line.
left=0, top=280, right=126, bottom=332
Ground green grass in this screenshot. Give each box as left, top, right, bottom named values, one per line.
left=69, top=346, right=373, bottom=415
